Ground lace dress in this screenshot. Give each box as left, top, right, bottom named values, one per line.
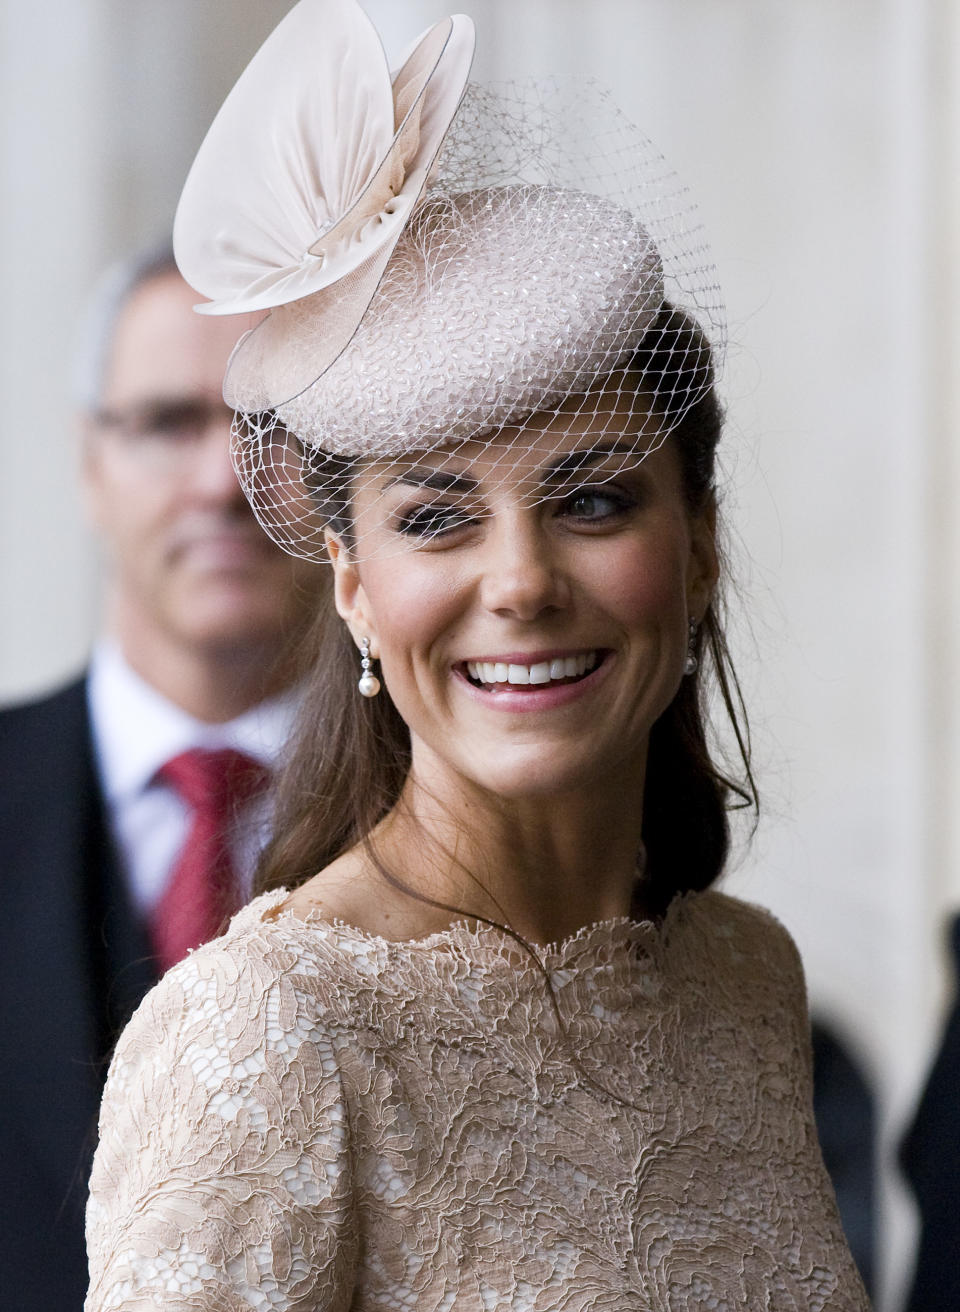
left=85, top=888, right=869, bottom=1311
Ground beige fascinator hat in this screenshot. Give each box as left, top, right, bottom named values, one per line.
left=174, top=0, right=725, bottom=560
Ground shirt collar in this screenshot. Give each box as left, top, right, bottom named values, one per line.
left=88, top=640, right=300, bottom=803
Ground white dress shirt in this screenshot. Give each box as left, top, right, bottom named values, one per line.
left=87, top=641, right=298, bottom=917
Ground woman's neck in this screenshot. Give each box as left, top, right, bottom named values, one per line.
left=364, top=759, right=649, bottom=947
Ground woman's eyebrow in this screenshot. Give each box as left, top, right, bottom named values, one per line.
left=384, top=467, right=479, bottom=494
left=542, top=439, right=644, bottom=481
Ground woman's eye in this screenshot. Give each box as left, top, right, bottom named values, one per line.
left=562, top=488, right=634, bottom=521
left=396, top=502, right=475, bottom=539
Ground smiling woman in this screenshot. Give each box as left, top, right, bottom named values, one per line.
left=260, top=317, right=735, bottom=932
left=84, top=1, right=870, bottom=1309
left=256, top=309, right=740, bottom=932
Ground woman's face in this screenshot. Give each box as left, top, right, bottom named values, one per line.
left=331, top=401, right=718, bottom=803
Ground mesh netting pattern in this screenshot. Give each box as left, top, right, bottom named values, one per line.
left=232, top=80, right=725, bottom=562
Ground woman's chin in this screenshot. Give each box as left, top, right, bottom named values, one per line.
left=456, top=748, right=623, bottom=805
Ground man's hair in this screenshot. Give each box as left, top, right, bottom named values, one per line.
left=73, top=243, right=178, bottom=412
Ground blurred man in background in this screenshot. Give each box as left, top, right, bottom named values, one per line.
left=0, top=248, right=323, bottom=1310
left=901, top=915, right=960, bottom=1310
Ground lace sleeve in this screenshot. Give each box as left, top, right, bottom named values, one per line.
left=85, top=937, right=357, bottom=1312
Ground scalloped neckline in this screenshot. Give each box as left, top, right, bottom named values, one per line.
left=245, top=886, right=692, bottom=966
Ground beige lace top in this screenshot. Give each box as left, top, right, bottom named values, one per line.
left=85, top=888, right=869, bottom=1311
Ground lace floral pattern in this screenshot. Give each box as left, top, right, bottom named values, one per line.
left=86, top=890, right=869, bottom=1311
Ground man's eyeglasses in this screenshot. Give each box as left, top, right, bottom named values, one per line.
left=94, top=398, right=234, bottom=460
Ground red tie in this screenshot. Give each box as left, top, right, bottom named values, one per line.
left=149, top=748, right=269, bottom=973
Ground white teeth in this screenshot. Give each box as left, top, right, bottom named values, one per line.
left=466, top=651, right=598, bottom=687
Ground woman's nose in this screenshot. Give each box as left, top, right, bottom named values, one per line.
left=477, top=516, right=570, bottom=620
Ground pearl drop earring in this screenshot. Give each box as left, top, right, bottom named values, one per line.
left=684, top=617, right=699, bottom=676
left=358, top=637, right=381, bottom=698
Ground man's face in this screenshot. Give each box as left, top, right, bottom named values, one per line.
left=83, top=271, right=314, bottom=660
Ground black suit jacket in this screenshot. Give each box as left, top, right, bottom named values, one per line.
left=0, top=679, right=157, bottom=1311
left=901, top=913, right=960, bottom=1311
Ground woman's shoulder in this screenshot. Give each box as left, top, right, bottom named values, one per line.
left=121, top=889, right=381, bottom=1048
left=100, top=894, right=368, bottom=1098
left=671, top=887, right=808, bottom=998
left=683, top=885, right=801, bottom=942
left=94, top=892, right=360, bottom=1196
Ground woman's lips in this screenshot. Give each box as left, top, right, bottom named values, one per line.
left=464, top=650, right=599, bottom=687
left=454, top=649, right=610, bottom=709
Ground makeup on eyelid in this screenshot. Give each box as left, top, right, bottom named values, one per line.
left=383, top=438, right=651, bottom=494
left=410, top=493, right=634, bottom=535
left=386, top=475, right=645, bottom=542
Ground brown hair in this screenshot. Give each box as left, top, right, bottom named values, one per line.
left=256, top=304, right=757, bottom=911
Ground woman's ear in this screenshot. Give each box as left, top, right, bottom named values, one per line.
left=686, top=499, right=719, bottom=619
left=325, top=531, right=378, bottom=656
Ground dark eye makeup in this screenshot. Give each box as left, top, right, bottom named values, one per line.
left=395, top=501, right=478, bottom=539
left=558, top=484, right=639, bottom=522
left=391, top=475, right=642, bottom=543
